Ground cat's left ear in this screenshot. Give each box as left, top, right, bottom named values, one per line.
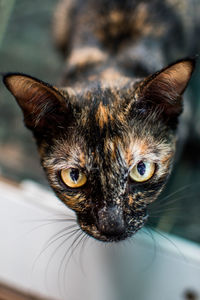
left=3, top=73, right=70, bottom=130
left=135, top=58, right=195, bottom=116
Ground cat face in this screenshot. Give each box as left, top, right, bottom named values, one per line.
left=3, top=59, right=194, bottom=242
left=41, top=108, right=176, bottom=242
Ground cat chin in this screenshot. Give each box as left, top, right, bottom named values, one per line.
left=78, top=216, right=148, bottom=243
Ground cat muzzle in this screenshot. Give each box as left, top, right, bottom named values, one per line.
left=97, top=205, right=125, bottom=238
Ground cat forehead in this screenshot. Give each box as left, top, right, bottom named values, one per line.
left=48, top=132, right=174, bottom=171
left=73, top=88, right=133, bottom=130
left=70, top=78, right=137, bottom=108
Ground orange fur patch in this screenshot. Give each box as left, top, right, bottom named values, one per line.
left=161, top=153, right=173, bottom=164
left=68, top=47, right=107, bottom=68
left=128, top=195, right=134, bottom=206
left=125, top=146, right=134, bottom=166
left=63, top=193, right=86, bottom=211
left=100, top=68, right=122, bottom=81
left=96, top=102, right=109, bottom=129
left=79, top=152, right=86, bottom=168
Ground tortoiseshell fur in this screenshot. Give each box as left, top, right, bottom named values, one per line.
left=54, top=0, right=193, bottom=85
left=3, top=0, right=195, bottom=242
left=41, top=99, right=176, bottom=241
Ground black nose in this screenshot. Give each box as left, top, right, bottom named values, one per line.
left=97, top=205, right=125, bottom=238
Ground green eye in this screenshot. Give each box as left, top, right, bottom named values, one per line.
left=61, top=168, right=87, bottom=188
left=129, top=161, right=156, bottom=182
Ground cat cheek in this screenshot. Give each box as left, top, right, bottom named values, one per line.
left=157, top=158, right=174, bottom=178
left=127, top=193, right=143, bottom=206
left=54, top=191, right=87, bottom=212
left=128, top=195, right=134, bottom=206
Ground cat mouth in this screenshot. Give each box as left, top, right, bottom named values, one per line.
left=79, top=222, right=130, bottom=242
left=77, top=213, right=148, bottom=242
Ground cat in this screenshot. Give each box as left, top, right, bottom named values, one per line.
left=2, top=0, right=195, bottom=242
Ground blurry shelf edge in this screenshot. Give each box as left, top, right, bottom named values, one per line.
left=0, top=176, right=200, bottom=265
left=0, top=175, right=74, bottom=215
left=0, top=281, right=54, bottom=300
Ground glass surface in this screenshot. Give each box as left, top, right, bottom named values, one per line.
left=0, top=0, right=62, bottom=184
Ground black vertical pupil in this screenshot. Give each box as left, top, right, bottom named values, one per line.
left=70, top=168, right=80, bottom=182
left=137, top=161, right=146, bottom=176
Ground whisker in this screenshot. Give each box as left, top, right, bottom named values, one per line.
left=149, top=214, right=177, bottom=219
left=152, top=191, right=199, bottom=209
left=58, top=230, right=83, bottom=296
left=149, top=213, right=200, bottom=225
left=152, top=197, right=184, bottom=209
left=31, top=227, right=79, bottom=276
left=22, top=217, right=76, bottom=224
left=63, top=232, right=86, bottom=296
left=21, top=218, right=76, bottom=241
left=65, top=231, right=85, bottom=271
left=60, top=231, right=83, bottom=281
left=149, top=207, right=181, bottom=215
left=21, top=211, right=76, bottom=223
left=157, top=183, right=199, bottom=204
left=138, top=227, right=157, bottom=270
left=44, top=224, right=78, bottom=247
left=149, top=226, right=186, bottom=263
left=141, top=226, right=156, bottom=245
left=78, top=233, right=89, bottom=277
left=45, top=228, right=80, bottom=294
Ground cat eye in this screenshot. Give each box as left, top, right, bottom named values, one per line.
left=129, top=161, right=155, bottom=182
left=60, top=168, right=87, bottom=188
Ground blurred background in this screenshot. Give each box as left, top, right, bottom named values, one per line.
left=0, top=0, right=200, bottom=245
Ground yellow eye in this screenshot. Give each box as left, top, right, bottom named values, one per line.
left=129, top=161, right=155, bottom=182
left=60, top=168, right=87, bottom=188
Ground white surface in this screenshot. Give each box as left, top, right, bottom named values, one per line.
left=0, top=180, right=113, bottom=300
left=0, top=179, right=200, bottom=300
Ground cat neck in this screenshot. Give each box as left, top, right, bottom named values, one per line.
left=55, top=0, right=179, bottom=89
left=60, top=42, right=164, bottom=90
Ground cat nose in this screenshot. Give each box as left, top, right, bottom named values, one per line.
left=97, top=205, right=125, bottom=238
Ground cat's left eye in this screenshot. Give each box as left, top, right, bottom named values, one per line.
left=129, top=161, right=156, bottom=182
left=60, top=168, right=87, bottom=188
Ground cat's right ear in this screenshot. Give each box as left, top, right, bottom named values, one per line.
left=3, top=73, right=70, bottom=130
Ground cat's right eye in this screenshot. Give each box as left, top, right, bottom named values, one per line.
left=129, top=161, right=156, bottom=182
left=60, top=168, right=87, bottom=188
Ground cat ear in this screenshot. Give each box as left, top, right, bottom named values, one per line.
left=136, top=58, right=195, bottom=115
left=3, top=73, right=70, bottom=130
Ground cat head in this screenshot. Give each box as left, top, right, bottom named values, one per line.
left=3, top=59, right=194, bottom=242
